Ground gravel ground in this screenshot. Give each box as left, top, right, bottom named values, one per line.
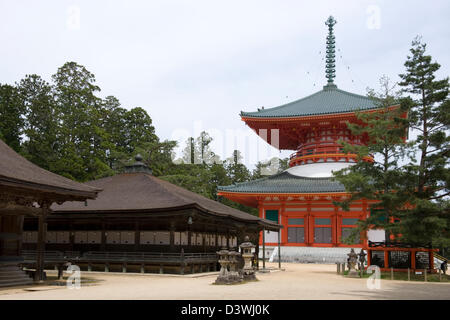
left=0, top=262, right=449, bottom=300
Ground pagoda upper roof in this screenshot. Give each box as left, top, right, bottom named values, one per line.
left=218, top=171, right=346, bottom=194
left=241, top=84, right=378, bottom=119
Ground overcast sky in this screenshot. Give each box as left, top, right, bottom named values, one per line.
left=1, top=0, right=449, bottom=168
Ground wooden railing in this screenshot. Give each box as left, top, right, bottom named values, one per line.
left=20, top=250, right=217, bottom=264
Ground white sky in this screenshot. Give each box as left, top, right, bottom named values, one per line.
left=1, top=0, right=449, bottom=168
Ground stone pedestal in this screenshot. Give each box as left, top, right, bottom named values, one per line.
left=239, top=236, right=257, bottom=281
left=214, top=248, right=230, bottom=285
left=227, top=249, right=243, bottom=283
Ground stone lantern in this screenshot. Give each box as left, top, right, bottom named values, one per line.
left=346, top=248, right=359, bottom=278
left=358, top=249, right=367, bottom=271
left=227, top=248, right=243, bottom=283
left=239, top=236, right=257, bottom=281
left=215, top=248, right=230, bottom=284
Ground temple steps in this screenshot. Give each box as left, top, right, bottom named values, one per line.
left=259, top=246, right=356, bottom=264
left=0, top=263, right=33, bottom=288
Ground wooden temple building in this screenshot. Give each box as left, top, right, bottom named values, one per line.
left=217, top=17, right=398, bottom=258
left=23, top=155, right=280, bottom=274
left=0, top=139, right=99, bottom=286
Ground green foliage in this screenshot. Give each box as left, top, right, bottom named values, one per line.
left=0, top=84, right=23, bottom=152
left=397, top=37, right=450, bottom=248
left=252, top=157, right=289, bottom=179
left=18, top=75, right=58, bottom=170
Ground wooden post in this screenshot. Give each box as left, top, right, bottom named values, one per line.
left=424, top=268, right=427, bottom=282
left=390, top=267, right=394, bottom=280
left=278, top=229, right=281, bottom=269
left=407, top=268, right=410, bottom=281
left=169, top=222, right=175, bottom=252
left=180, top=248, right=185, bottom=275
left=337, top=263, right=340, bottom=274
left=35, top=204, right=49, bottom=282
left=101, top=222, right=106, bottom=251
left=262, top=227, right=266, bottom=270
left=255, top=232, right=260, bottom=270
left=439, top=269, right=442, bottom=282
left=134, top=221, right=140, bottom=252
left=57, top=265, right=63, bottom=280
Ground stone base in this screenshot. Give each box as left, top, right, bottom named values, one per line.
left=347, top=269, right=360, bottom=278
left=243, top=273, right=257, bottom=281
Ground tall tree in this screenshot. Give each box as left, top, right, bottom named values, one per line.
left=0, top=84, right=24, bottom=152
left=52, top=62, right=112, bottom=181
left=397, top=37, right=450, bottom=247
left=225, top=150, right=251, bottom=184
left=18, top=74, right=58, bottom=170
left=123, top=107, right=158, bottom=154
left=333, top=76, right=409, bottom=243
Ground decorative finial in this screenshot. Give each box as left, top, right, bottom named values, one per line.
left=123, top=153, right=153, bottom=174
left=325, top=16, right=337, bottom=85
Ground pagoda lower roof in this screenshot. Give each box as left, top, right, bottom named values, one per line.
left=240, top=84, right=378, bottom=119
left=217, top=171, right=346, bottom=194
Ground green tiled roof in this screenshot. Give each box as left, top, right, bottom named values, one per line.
left=240, top=84, right=378, bottom=118
left=217, top=171, right=346, bottom=194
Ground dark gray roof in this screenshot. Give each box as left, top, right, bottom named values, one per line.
left=52, top=172, right=280, bottom=229
left=218, top=171, right=346, bottom=194
left=0, top=139, right=100, bottom=199
left=241, top=84, right=378, bottom=118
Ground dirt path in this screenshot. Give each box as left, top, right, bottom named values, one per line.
left=1, top=263, right=449, bottom=300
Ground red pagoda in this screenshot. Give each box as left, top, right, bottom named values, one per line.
left=218, top=16, right=396, bottom=259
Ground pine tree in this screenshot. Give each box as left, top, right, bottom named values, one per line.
left=397, top=37, right=450, bottom=247
left=333, top=76, right=409, bottom=244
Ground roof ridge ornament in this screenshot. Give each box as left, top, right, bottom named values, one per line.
left=123, top=153, right=153, bottom=175
left=325, top=16, right=337, bottom=87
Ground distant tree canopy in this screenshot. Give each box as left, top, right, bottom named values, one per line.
left=0, top=61, right=287, bottom=215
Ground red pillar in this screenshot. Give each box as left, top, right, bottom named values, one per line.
left=429, top=250, right=434, bottom=270
left=384, top=250, right=389, bottom=269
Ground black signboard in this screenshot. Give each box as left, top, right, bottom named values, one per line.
left=415, top=251, right=429, bottom=269
left=370, top=250, right=385, bottom=267
left=389, top=251, right=411, bottom=268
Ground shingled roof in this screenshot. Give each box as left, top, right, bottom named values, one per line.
left=0, top=139, right=100, bottom=200
left=241, top=84, right=377, bottom=118
left=218, top=171, right=346, bottom=194
left=52, top=158, right=279, bottom=229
